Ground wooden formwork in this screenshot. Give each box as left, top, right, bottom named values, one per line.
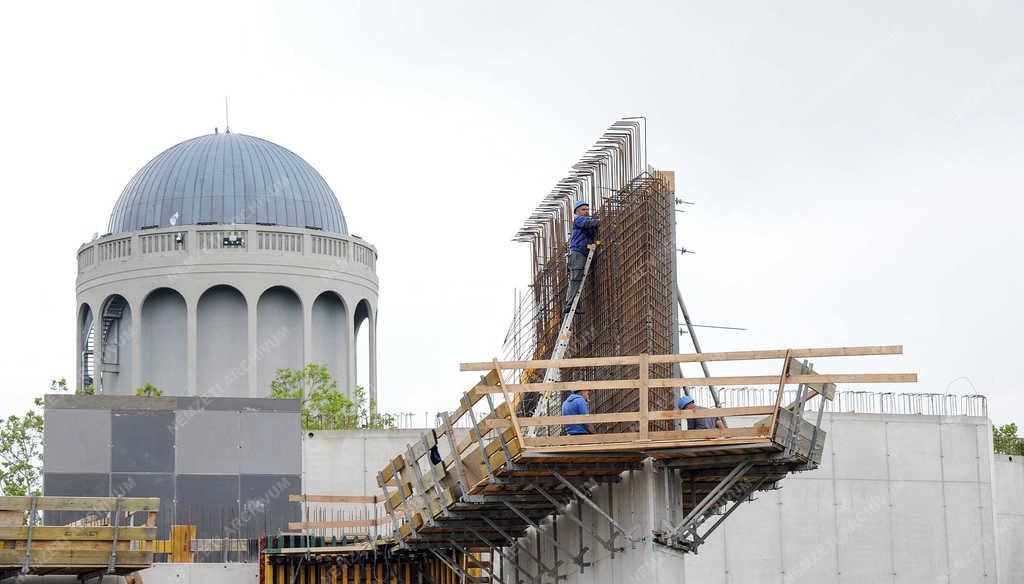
left=377, top=345, right=914, bottom=550
left=268, top=345, right=913, bottom=573
left=0, top=496, right=158, bottom=579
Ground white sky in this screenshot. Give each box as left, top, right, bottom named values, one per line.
left=0, top=1, right=1021, bottom=426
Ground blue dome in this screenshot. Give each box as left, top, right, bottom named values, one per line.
left=108, top=132, right=347, bottom=235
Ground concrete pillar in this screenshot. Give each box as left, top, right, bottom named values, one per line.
left=368, top=305, right=378, bottom=410
left=302, top=295, right=313, bottom=371
left=130, top=297, right=143, bottom=391
left=185, top=295, right=198, bottom=396
left=346, top=296, right=357, bottom=398
left=75, top=302, right=91, bottom=390
left=90, top=307, right=103, bottom=392
left=247, top=294, right=259, bottom=398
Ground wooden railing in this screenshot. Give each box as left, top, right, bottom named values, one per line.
left=461, top=345, right=916, bottom=452
left=0, top=496, right=159, bottom=573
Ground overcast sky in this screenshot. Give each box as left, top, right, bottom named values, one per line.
left=1, top=1, right=1021, bottom=426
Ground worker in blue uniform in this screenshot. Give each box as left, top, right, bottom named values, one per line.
left=562, top=389, right=595, bottom=435
left=563, top=200, right=599, bottom=314
left=678, top=395, right=725, bottom=430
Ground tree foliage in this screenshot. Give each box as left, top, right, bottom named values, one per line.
left=993, top=423, right=1022, bottom=455
left=0, top=409, right=43, bottom=496
left=135, top=382, right=164, bottom=397
left=268, top=363, right=395, bottom=430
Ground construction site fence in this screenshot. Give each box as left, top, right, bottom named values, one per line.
left=705, top=387, right=987, bottom=418
left=304, top=412, right=475, bottom=431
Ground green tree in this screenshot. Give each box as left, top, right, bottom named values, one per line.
left=134, top=382, right=164, bottom=397
left=0, top=378, right=93, bottom=496
left=268, top=364, right=394, bottom=430
left=993, top=423, right=1022, bottom=455
left=0, top=408, right=43, bottom=496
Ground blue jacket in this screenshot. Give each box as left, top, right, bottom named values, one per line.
left=569, top=215, right=599, bottom=254
left=561, top=392, right=590, bottom=435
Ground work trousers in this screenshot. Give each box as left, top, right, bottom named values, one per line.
left=563, top=249, right=588, bottom=313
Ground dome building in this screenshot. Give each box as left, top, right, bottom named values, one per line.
left=75, top=131, right=378, bottom=401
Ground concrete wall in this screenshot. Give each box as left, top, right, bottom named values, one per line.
left=140, top=288, right=187, bottom=394
left=136, top=563, right=260, bottom=584
left=301, top=429, right=435, bottom=497
left=491, top=412, right=1002, bottom=584
left=994, top=454, right=1024, bottom=583
left=197, top=286, right=249, bottom=394
left=683, top=412, right=997, bottom=584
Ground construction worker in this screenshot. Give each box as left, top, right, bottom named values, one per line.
left=562, top=389, right=596, bottom=435
left=678, top=395, right=725, bottom=430
left=563, top=200, right=599, bottom=314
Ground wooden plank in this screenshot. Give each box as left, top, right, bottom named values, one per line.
left=269, top=543, right=378, bottom=555
left=648, top=405, right=776, bottom=421
left=377, top=455, right=407, bottom=486
left=787, top=359, right=836, bottom=400
left=521, top=436, right=774, bottom=454
left=769, top=350, right=793, bottom=435
left=523, top=426, right=765, bottom=447
left=288, top=495, right=377, bottom=504
left=487, top=411, right=640, bottom=429
left=492, top=360, right=523, bottom=443
left=170, top=524, right=195, bottom=563
left=460, top=345, right=904, bottom=371
left=0, top=496, right=160, bottom=513
left=485, top=373, right=917, bottom=394
left=0, top=526, right=155, bottom=541
left=0, top=549, right=153, bottom=568
left=488, top=406, right=775, bottom=429
left=638, top=353, right=649, bottom=440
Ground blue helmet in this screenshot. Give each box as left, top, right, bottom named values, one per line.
left=678, top=395, right=695, bottom=409
left=573, top=200, right=589, bottom=213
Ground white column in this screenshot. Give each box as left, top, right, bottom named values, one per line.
left=346, top=297, right=357, bottom=398
left=75, top=302, right=90, bottom=390
left=185, top=295, right=198, bottom=396
left=368, top=305, right=378, bottom=410
left=91, top=307, right=103, bottom=392
left=247, top=294, right=259, bottom=397
left=302, top=295, right=313, bottom=370
left=130, top=298, right=142, bottom=392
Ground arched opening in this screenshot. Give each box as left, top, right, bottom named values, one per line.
left=197, top=285, right=248, bottom=397
left=354, top=300, right=372, bottom=398
left=78, top=304, right=95, bottom=391
left=256, top=286, right=303, bottom=395
left=312, top=292, right=349, bottom=395
left=99, top=294, right=132, bottom=395
left=141, top=288, right=187, bottom=394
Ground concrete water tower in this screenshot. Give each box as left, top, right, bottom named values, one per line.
left=74, top=131, right=378, bottom=400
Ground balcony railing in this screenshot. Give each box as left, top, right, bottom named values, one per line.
left=77, top=226, right=377, bottom=274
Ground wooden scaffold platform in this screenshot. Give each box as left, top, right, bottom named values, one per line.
left=262, top=345, right=915, bottom=583
left=0, top=496, right=159, bottom=581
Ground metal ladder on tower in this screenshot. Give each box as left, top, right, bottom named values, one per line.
left=525, top=242, right=599, bottom=437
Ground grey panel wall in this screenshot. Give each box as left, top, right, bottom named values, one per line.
left=43, top=408, right=110, bottom=473
left=312, top=292, right=347, bottom=392
left=141, top=289, right=187, bottom=394
left=111, top=410, right=175, bottom=472
left=43, top=396, right=300, bottom=540
left=256, top=287, right=303, bottom=395
left=197, top=286, right=248, bottom=395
